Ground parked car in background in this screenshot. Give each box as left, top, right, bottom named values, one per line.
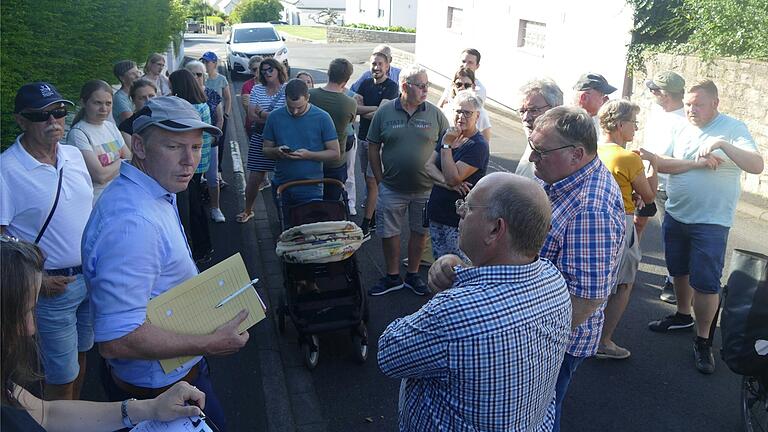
left=186, top=21, right=202, bottom=33
left=227, top=22, right=290, bottom=77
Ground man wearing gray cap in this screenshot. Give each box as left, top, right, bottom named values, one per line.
left=1, top=82, right=94, bottom=401
left=83, top=96, right=248, bottom=430
left=573, top=72, right=617, bottom=134
left=635, top=71, right=687, bottom=304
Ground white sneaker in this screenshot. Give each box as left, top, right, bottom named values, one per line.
left=210, top=208, right=226, bottom=223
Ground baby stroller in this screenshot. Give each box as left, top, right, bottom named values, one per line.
left=274, top=179, right=369, bottom=370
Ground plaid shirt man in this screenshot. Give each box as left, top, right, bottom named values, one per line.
left=378, top=259, right=572, bottom=431
left=538, top=155, right=625, bottom=357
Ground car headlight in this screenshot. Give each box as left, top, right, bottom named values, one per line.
left=277, top=47, right=288, bottom=56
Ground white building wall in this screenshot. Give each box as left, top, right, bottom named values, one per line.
left=415, top=0, right=634, bottom=109
left=345, top=0, right=417, bottom=28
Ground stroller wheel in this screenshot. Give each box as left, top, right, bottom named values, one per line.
left=302, top=335, right=320, bottom=370
left=351, top=325, right=368, bottom=364
left=277, top=294, right=286, bottom=334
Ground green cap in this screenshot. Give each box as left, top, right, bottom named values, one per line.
left=645, top=71, right=685, bottom=93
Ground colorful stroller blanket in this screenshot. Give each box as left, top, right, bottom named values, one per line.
left=276, top=221, right=365, bottom=263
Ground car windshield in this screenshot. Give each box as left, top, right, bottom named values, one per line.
left=233, top=28, right=280, bottom=43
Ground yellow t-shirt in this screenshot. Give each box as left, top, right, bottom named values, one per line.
left=597, top=143, right=644, bottom=213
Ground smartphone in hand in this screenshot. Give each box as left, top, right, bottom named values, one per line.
left=279, top=146, right=294, bottom=154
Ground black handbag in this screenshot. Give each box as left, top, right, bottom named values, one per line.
left=720, top=249, right=768, bottom=376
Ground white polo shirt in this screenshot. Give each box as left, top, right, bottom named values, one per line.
left=0, top=135, right=93, bottom=269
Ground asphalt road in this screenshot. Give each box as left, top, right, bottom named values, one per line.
left=82, top=33, right=767, bottom=432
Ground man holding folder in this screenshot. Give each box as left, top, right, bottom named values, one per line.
left=83, top=97, right=249, bottom=431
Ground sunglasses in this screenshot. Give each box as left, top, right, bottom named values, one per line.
left=19, top=108, right=68, bottom=122
left=454, top=82, right=472, bottom=89
left=260, top=67, right=274, bottom=75
left=408, top=82, right=429, bottom=91
left=193, top=72, right=204, bottom=78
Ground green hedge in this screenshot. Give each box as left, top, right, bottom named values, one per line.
left=229, top=0, right=282, bottom=24
left=343, top=23, right=415, bottom=33
left=0, top=0, right=186, bottom=150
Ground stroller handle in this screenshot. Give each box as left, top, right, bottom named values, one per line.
left=276, top=178, right=346, bottom=196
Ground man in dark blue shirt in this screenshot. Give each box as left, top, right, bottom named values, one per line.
left=355, top=52, right=399, bottom=234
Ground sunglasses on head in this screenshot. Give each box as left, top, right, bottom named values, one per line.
left=19, top=108, right=68, bottom=122
left=454, top=82, right=472, bottom=89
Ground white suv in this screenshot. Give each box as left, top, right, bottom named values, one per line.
left=227, top=22, right=290, bottom=76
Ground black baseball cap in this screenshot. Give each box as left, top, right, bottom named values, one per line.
left=573, top=73, right=617, bottom=95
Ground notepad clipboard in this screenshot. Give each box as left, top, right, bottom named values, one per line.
left=146, top=253, right=266, bottom=373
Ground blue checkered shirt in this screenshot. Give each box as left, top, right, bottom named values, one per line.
left=378, top=259, right=572, bottom=431
left=537, top=156, right=625, bottom=357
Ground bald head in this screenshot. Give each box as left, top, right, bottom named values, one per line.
left=460, top=173, right=552, bottom=263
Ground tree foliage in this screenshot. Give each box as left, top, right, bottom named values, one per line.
left=0, top=0, right=186, bottom=149
left=628, top=0, right=768, bottom=70
left=229, top=0, right=282, bottom=24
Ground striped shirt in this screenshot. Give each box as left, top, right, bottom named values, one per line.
left=193, top=102, right=212, bottom=174
left=379, top=259, right=572, bottom=432
left=537, top=156, right=625, bottom=357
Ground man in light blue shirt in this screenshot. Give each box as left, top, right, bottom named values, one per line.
left=648, top=79, right=764, bottom=375
left=83, top=97, right=248, bottom=430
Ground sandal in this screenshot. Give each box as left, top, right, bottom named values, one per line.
left=236, top=211, right=254, bottom=223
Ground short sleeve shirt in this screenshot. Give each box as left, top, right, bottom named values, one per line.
left=643, top=106, right=686, bottom=190
left=193, top=102, right=212, bottom=174
left=205, top=74, right=229, bottom=98
left=263, top=104, right=338, bottom=186
left=355, top=78, right=399, bottom=140
left=66, top=120, right=127, bottom=202
left=0, top=138, right=93, bottom=269
left=308, top=88, right=357, bottom=168
left=367, top=98, right=450, bottom=193
left=427, top=132, right=490, bottom=227
left=665, top=113, right=758, bottom=227
left=597, top=143, right=644, bottom=213
left=112, top=89, right=134, bottom=123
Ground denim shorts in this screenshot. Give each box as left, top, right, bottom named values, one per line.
left=376, top=184, right=429, bottom=238
left=35, top=273, right=94, bottom=384
left=663, top=212, right=730, bottom=294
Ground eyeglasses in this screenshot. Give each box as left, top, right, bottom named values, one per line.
left=455, top=199, right=491, bottom=217
left=260, top=67, right=274, bottom=75
left=454, top=109, right=476, bottom=118
left=528, top=138, right=575, bottom=158
left=19, top=108, right=68, bottom=122
left=408, top=82, right=429, bottom=91
left=518, top=104, right=550, bottom=116
left=454, top=82, right=472, bottom=89
left=623, top=120, right=639, bottom=126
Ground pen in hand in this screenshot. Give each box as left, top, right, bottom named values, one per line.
left=215, top=278, right=259, bottom=308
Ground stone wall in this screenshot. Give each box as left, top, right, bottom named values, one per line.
left=327, top=26, right=416, bottom=44
left=632, top=52, right=768, bottom=197
left=390, top=47, right=416, bottom=70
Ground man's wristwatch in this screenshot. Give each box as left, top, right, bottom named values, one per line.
left=121, top=398, right=137, bottom=428
left=441, top=143, right=451, bottom=149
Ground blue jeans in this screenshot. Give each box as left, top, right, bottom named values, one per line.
left=36, top=273, right=93, bottom=384
left=103, top=358, right=226, bottom=431
left=553, top=353, right=585, bottom=432
left=323, top=163, right=348, bottom=201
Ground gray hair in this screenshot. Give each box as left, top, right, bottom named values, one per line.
left=483, top=174, right=552, bottom=257
left=399, top=64, right=428, bottom=86
left=373, top=44, right=393, bottom=62
left=519, top=78, right=563, bottom=107
left=248, top=55, right=263, bottom=69
left=185, top=60, right=205, bottom=74
left=598, top=99, right=640, bottom=132
left=452, top=90, right=483, bottom=111
left=534, top=106, right=597, bottom=154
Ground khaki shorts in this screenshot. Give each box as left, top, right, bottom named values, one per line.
left=376, top=184, right=430, bottom=238
left=615, top=214, right=642, bottom=289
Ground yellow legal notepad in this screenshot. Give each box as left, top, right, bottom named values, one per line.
left=146, top=253, right=266, bottom=373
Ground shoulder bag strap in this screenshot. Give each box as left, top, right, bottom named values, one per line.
left=34, top=167, right=64, bottom=244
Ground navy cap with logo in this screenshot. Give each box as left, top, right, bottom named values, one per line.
left=573, top=73, right=618, bottom=95
left=200, top=51, right=218, bottom=63
left=118, top=96, right=222, bottom=136
left=14, top=82, right=74, bottom=113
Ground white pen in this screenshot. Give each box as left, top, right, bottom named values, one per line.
left=215, top=278, right=259, bottom=308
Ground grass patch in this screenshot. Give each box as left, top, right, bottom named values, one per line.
left=276, top=25, right=327, bottom=41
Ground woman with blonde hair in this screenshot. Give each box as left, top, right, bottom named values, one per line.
left=143, top=53, right=171, bottom=95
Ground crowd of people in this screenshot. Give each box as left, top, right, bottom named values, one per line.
left=0, top=39, right=763, bottom=432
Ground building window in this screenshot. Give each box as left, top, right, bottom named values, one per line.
left=518, top=20, right=546, bottom=54
left=447, top=7, right=463, bottom=32
left=378, top=9, right=384, bottom=17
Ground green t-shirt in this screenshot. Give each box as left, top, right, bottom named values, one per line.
left=308, top=88, right=357, bottom=168
left=367, top=98, right=449, bottom=193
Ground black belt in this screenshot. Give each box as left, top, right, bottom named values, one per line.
left=46, top=265, right=83, bottom=277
